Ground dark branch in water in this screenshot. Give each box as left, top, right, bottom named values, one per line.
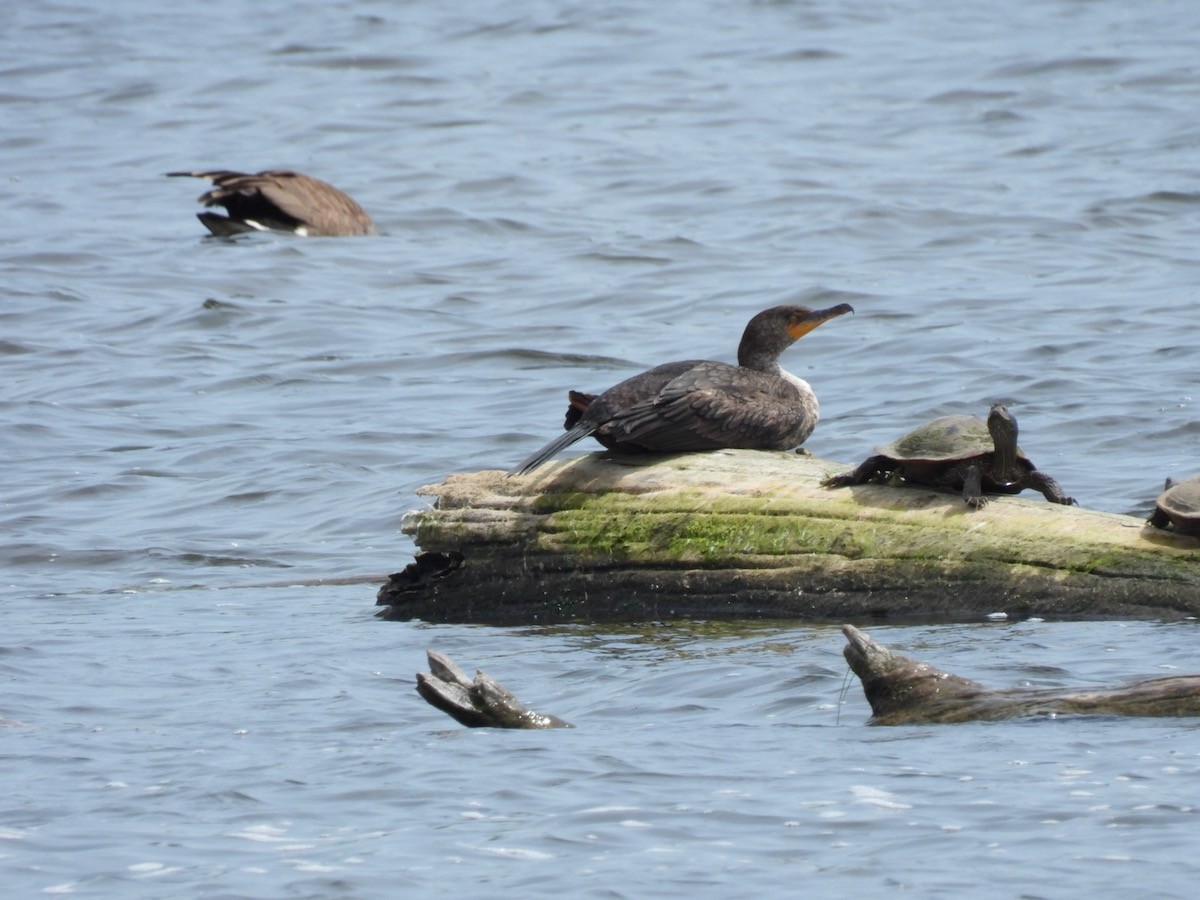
left=842, top=624, right=1200, bottom=724
left=417, top=630, right=1200, bottom=730
left=416, top=650, right=571, bottom=729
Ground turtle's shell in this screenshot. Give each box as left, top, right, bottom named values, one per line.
left=879, top=414, right=1030, bottom=463
left=1156, top=475, right=1200, bottom=520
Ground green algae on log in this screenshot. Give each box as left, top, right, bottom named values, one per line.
left=841, top=624, right=1200, bottom=724
left=379, top=450, right=1200, bottom=624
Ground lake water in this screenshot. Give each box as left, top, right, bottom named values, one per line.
left=3, top=0, right=1199, bottom=895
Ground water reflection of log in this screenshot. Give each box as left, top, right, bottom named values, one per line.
left=380, top=451, right=1200, bottom=625
left=841, top=624, right=1200, bottom=724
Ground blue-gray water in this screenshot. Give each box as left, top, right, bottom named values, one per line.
left=3, top=0, right=1199, bottom=896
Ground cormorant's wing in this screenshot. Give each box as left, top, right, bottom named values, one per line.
left=510, top=361, right=708, bottom=474
left=596, top=363, right=812, bottom=452
left=580, top=360, right=707, bottom=422
left=511, top=357, right=815, bottom=473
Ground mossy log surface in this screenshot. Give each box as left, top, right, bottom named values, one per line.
left=379, top=450, right=1200, bottom=624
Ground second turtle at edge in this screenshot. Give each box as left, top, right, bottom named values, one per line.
left=1148, top=475, right=1200, bottom=536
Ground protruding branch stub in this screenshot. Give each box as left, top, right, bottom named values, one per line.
left=416, top=650, right=571, bottom=729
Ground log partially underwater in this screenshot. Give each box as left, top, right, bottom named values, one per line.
left=416, top=630, right=1200, bottom=728
left=841, top=624, right=1200, bottom=724
left=379, top=450, right=1200, bottom=624
left=416, top=650, right=571, bottom=729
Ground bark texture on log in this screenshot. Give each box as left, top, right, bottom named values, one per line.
left=380, top=450, right=1200, bottom=624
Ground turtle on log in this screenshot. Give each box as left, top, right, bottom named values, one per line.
left=1147, top=475, right=1200, bottom=536
left=822, top=403, right=1075, bottom=509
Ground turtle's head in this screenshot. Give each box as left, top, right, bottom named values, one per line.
left=987, top=404, right=1020, bottom=470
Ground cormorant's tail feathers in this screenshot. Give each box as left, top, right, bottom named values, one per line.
left=508, top=423, right=592, bottom=476
left=564, top=390, right=596, bottom=430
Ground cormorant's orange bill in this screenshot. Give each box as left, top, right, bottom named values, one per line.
left=786, top=303, right=854, bottom=340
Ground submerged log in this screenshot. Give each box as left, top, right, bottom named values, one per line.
left=416, top=650, right=571, bottom=729
left=418, top=630, right=1200, bottom=728
left=841, top=624, right=1200, bottom=724
left=380, top=450, right=1200, bottom=624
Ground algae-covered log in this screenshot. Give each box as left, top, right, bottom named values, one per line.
left=842, top=624, right=1200, bottom=724
left=379, top=450, right=1200, bottom=624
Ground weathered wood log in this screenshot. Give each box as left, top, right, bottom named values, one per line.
left=841, top=624, right=1200, bottom=724
left=417, top=652, right=571, bottom=729
left=415, top=650, right=571, bottom=729
left=418, top=631, right=1200, bottom=728
left=379, top=450, right=1200, bottom=624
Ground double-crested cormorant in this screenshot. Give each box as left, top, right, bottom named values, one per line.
left=510, top=303, right=854, bottom=475
left=167, top=169, right=375, bottom=237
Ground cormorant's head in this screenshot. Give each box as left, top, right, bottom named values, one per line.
left=738, top=303, right=854, bottom=368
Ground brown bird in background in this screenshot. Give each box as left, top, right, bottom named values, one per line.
left=167, top=169, right=375, bottom=237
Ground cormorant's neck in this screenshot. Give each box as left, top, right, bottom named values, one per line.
left=736, top=344, right=784, bottom=374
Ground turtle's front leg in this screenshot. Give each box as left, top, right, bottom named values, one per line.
left=960, top=463, right=989, bottom=509
left=822, top=455, right=893, bottom=489
left=1027, top=471, right=1077, bottom=506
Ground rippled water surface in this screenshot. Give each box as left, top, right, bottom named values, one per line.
left=4, top=0, right=1200, bottom=895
